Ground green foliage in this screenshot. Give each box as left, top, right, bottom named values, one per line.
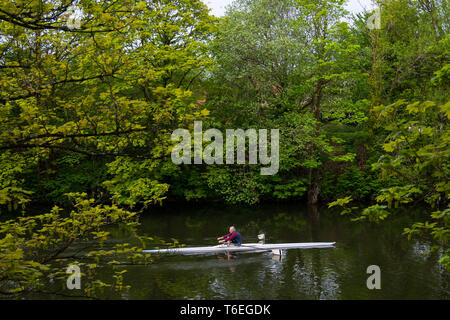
left=403, top=204, right=449, bottom=271
left=205, top=167, right=265, bottom=205
left=103, top=158, right=170, bottom=208
left=334, top=95, right=449, bottom=267
left=439, top=249, right=450, bottom=271
left=32, top=154, right=109, bottom=204
left=376, top=185, right=423, bottom=209
left=356, top=204, right=390, bottom=223
left=328, top=196, right=390, bottom=223
left=0, top=193, right=153, bottom=298
left=334, top=96, right=449, bottom=267
left=272, top=178, right=308, bottom=200
left=328, top=195, right=355, bottom=216
left=321, top=165, right=382, bottom=201
left=372, top=99, right=449, bottom=208
left=0, top=152, right=33, bottom=213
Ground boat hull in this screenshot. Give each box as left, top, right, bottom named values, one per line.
left=142, top=242, right=336, bottom=255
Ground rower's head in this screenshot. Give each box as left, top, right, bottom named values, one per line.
left=229, top=226, right=236, bottom=233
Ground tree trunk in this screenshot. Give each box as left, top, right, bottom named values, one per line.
left=308, top=180, right=320, bottom=205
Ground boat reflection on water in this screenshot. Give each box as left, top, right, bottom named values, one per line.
left=148, top=251, right=283, bottom=273
left=217, top=252, right=239, bottom=272
left=215, top=250, right=283, bottom=272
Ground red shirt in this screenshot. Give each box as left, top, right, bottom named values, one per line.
left=222, top=231, right=237, bottom=242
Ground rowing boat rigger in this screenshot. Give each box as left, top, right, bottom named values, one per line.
left=142, top=235, right=336, bottom=256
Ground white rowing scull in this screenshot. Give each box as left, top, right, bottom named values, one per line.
left=142, top=241, right=336, bottom=255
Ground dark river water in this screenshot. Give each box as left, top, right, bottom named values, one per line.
left=101, top=203, right=449, bottom=300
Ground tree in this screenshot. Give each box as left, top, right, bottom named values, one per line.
left=203, top=0, right=364, bottom=204
left=0, top=0, right=218, bottom=208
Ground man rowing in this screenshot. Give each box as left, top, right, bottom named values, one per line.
left=217, top=226, right=242, bottom=246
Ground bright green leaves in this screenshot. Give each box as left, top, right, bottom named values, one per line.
left=346, top=97, right=449, bottom=269
left=405, top=101, right=436, bottom=114
left=272, top=178, right=308, bottom=200
left=328, top=195, right=355, bottom=216
left=403, top=203, right=449, bottom=270
left=372, top=99, right=449, bottom=205
left=431, top=63, right=450, bottom=88
left=439, top=250, right=450, bottom=271
left=330, top=152, right=357, bottom=162
left=328, top=196, right=390, bottom=223
left=0, top=193, right=150, bottom=297
left=376, top=185, right=422, bottom=209
left=440, top=101, right=450, bottom=120
left=425, top=206, right=449, bottom=242
left=103, top=158, right=170, bottom=208
left=357, top=205, right=390, bottom=223
left=382, top=135, right=405, bottom=153
left=0, top=152, right=34, bottom=213
left=404, top=221, right=441, bottom=241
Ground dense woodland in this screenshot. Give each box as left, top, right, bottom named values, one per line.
left=0, top=0, right=448, bottom=298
